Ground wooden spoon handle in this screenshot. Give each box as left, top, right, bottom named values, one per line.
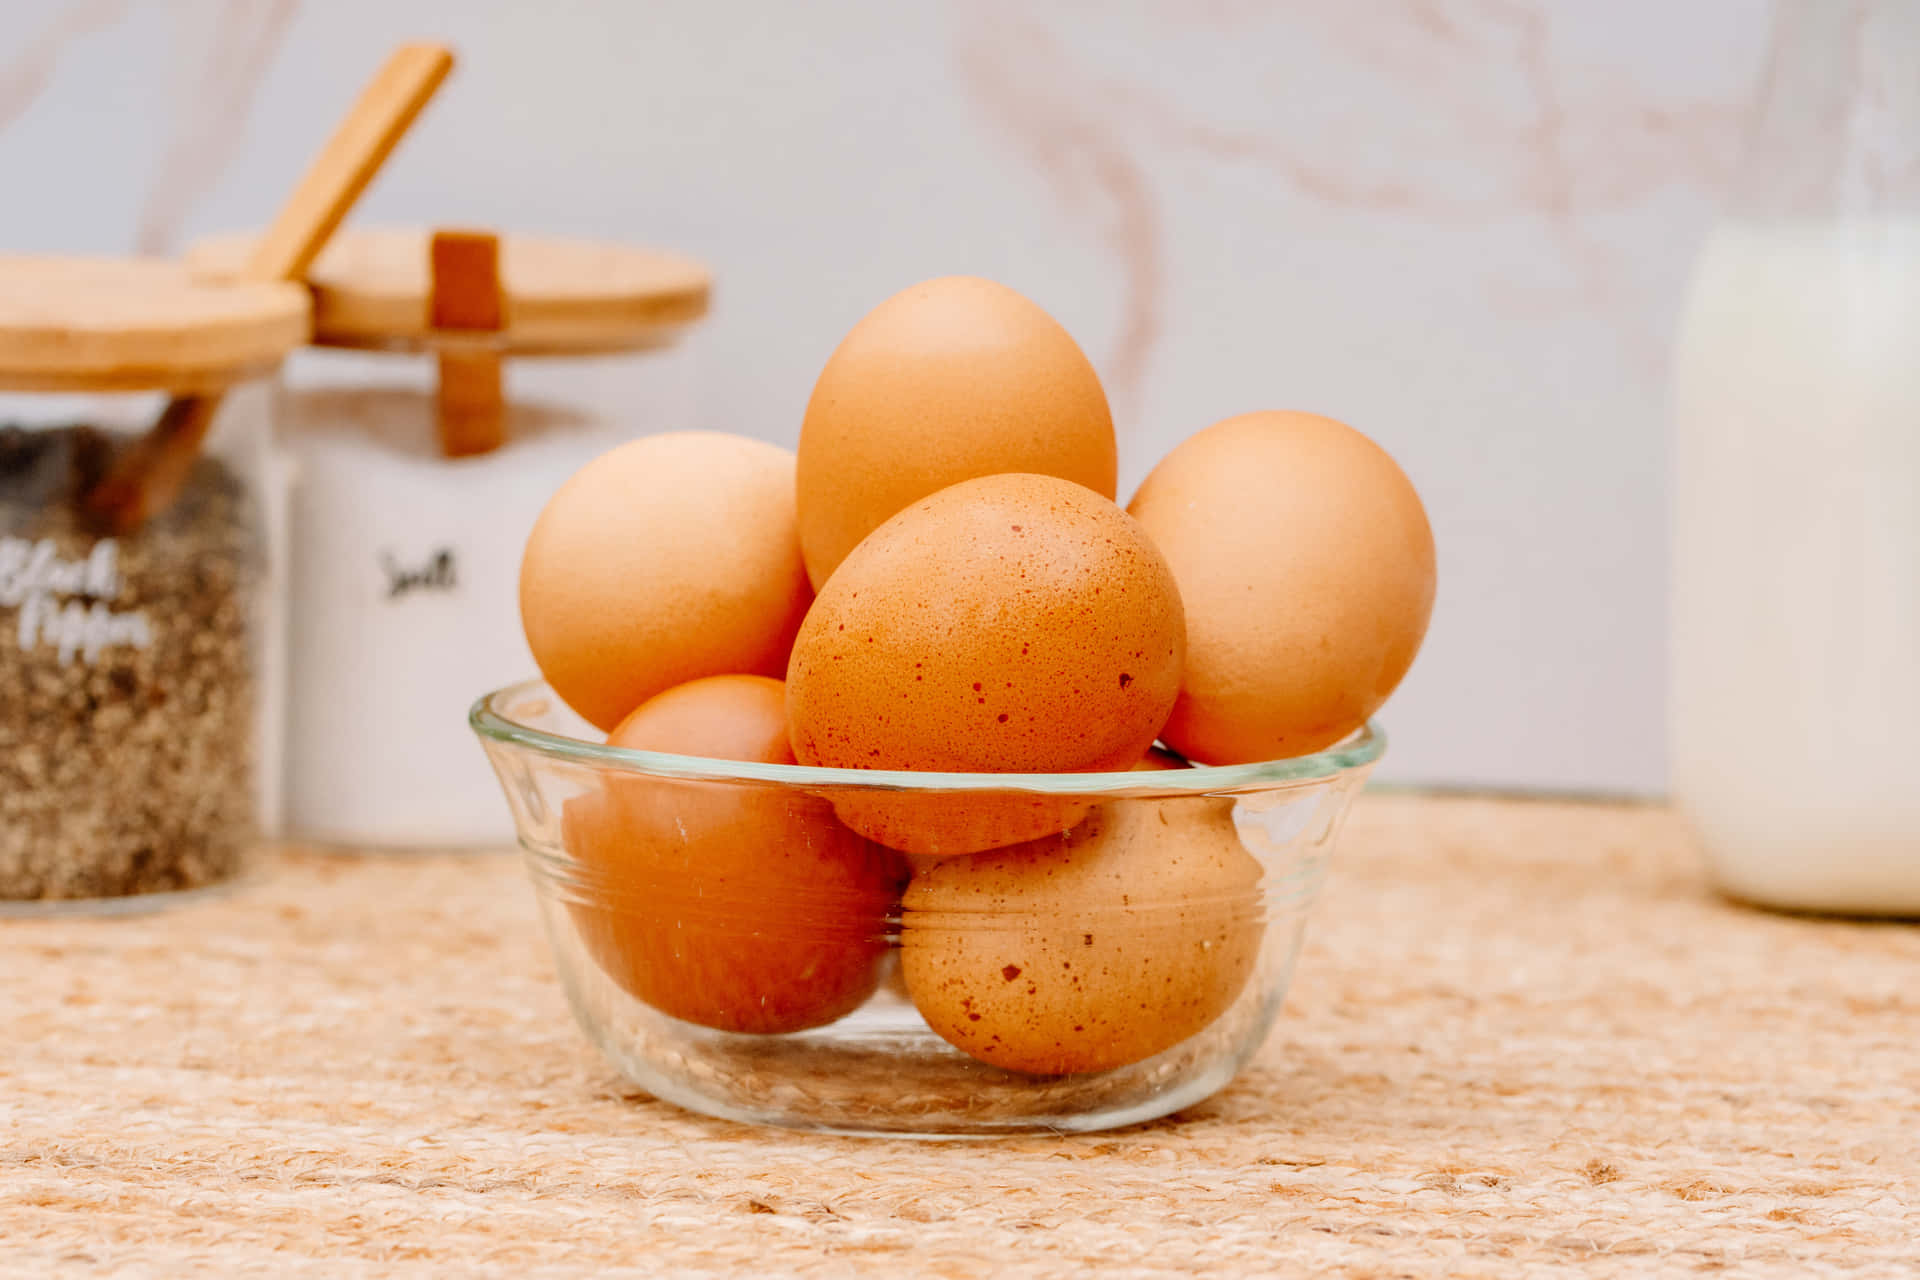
left=245, top=43, right=454, bottom=283
left=81, top=396, right=223, bottom=531
left=86, top=43, right=453, bottom=534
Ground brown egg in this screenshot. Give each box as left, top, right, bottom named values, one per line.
left=795, top=276, right=1117, bottom=588
left=1127, top=411, right=1436, bottom=763
left=561, top=675, right=904, bottom=1035
left=786, top=473, right=1185, bottom=855
left=901, top=797, right=1265, bottom=1075
left=521, top=432, right=813, bottom=731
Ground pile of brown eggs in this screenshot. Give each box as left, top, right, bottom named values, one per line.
left=518, top=276, right=1436, bottom=1075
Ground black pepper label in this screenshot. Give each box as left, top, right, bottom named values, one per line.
left=0, top=536, right=154, bottom=663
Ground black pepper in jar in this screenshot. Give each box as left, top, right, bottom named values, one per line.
left=0, top=424, right=262, bottom=901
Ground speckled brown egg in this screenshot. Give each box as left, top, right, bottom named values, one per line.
left=900, top=796, right=1265, bottom=1075
left=561, top=675, right=905, bottom=1035
left=1127, top=411, right=1436, bottom=764
left=795, top=276, right=1118, bottom=589
left=786, top=473, right=1185, bottom=855
left=520, top=432, right=814, bottom=731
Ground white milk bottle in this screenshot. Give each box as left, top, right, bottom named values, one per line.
left=1671, top=0, right=1920, bottom=913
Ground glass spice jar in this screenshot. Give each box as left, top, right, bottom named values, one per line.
left=187, top=227, right=711, bottom=849
left=0, top=256, right=306, bottom=910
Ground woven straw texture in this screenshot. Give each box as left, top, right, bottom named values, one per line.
left=3, top=794, right=1915, bottom=1278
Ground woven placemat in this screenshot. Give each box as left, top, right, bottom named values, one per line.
left=2, top=795, right=1914, bottom=1277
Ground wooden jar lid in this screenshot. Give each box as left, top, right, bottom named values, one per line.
left=0, top=256, right=310, bottom=393
left=188, top=227, right=712, bottom=355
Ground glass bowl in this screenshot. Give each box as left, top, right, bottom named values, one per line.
left=472, top=678, right=1382, bottom=1137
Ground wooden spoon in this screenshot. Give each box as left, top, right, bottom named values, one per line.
left=86, top=42, right=455, bottom=534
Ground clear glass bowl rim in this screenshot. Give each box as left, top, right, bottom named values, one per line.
left=472, top=677, right=1385, bottom=797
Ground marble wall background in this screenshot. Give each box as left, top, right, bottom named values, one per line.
left=0, top=0, right=1778, bottom=793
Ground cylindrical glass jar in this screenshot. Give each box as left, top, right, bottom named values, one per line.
left=0, top=257, right=306, bottom=911
left=1671, top=0, right=1920, bottom=915
left=189, top=228, right=711, bottom=850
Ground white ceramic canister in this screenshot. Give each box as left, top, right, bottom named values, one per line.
left=1671, top=0, right=1920, bottom=914
left=190, top=228, right=711, bottom=848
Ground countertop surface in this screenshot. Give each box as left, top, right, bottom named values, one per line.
left=4, top=795, right=1915, bottom=1278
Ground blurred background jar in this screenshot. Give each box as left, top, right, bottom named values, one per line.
left=0, top=257, right=305, bottom=910
left=1671, top=0, right=1920, bottom=914
left=190, top=227, right=710, bottom=849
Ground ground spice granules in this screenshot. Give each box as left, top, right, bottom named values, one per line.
left=0, top=424, right=262, bottom=902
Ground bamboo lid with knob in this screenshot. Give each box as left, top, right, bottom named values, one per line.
left=187, top=227, right=712, bottom=355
